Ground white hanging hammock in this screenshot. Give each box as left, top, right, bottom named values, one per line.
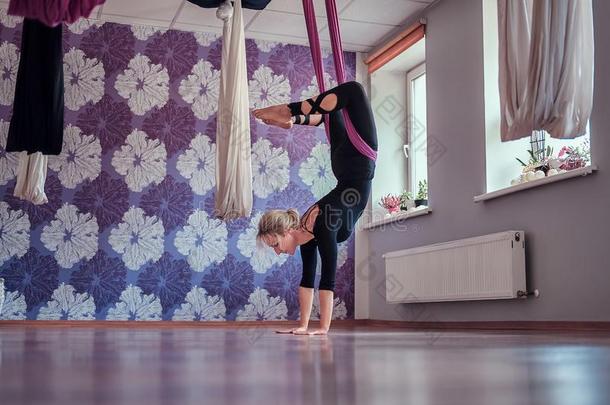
left=13, top=152, right=48, bottom=205
left=214, top=0, right=253, bottom=219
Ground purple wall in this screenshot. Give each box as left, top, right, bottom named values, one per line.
left=0, top=14, right=356, bottom=321
left=366, top=0, right=610, bottom=322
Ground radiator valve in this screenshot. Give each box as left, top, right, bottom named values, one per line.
left=517, top=289, right=540, bottom=298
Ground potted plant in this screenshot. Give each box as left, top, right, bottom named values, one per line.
left=399, top=190, right=413, bottom=211
left=379, top=194, right=402, bottom=215
left=414, top=180, right=428, bottom=207
left=558, top=139, right=590, bottom=170
left=516, top=145, right=554, bottom=175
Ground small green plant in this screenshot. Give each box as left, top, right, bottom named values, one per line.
left=416, top=180, right=428, bottom=200
left=399, top=190, right=413, bottom=208
left=516, top=146, right=554, bottom=167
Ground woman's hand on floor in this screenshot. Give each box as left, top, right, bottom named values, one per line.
left=307, top=329, right=329, bottom=336
left=275, top=326, right=308, bottom=334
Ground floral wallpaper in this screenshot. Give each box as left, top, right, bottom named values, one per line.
left=0, top=10, right=356, bottom=321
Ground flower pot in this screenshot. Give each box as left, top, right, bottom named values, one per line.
left=387, top=206, right=400, bottom=214
left=533, top=163, right=550, bottom=175
left=414, top=199, right=427, bottom=207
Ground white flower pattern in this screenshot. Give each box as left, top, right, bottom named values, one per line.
left=0, top=8, right=22, bottom=28
left=48, top=124, right=102, bottom=189
left=0, top=290, right=27, bottom=320
left=251, top=138, right=290, bottom=199
left=63, top=47, right=105, bottom=111
left=115, top=53, right=169, bottom=115
left=0, top=119, right=18, bottom=185
left=299, top=142, right=337, bottom=199
left=67, top=17, right=104, bottom=34
left=106, top=285, right=162, bottom=321
left=236, top=287, right=288, bottom=320
left=112, top=129, right=167, bottom=192
left=174, top=210, right=227, bottom=272
left=172, top=287, right=226, bottom=321
left=237, top=212, right=287, bottom=274
left=40, top=203, right=98, bottom=268
left=301, top=72, right=338, bottom=100
left=37, top=283, right=96, bottom=320
left=176, top=133, right=215, bottom=195
left=131, top=24, right=166, bottom=41
left=311, top=291, right=348, bottom=320
left=178, top=60, right=220, bottom=120
left=109, top=207, right=164, bottom=271
left=194, top=31, right=219, bottom=47
left=248, top=65, right=291, bottom=109
left=0, top=202, right=30, bottom=266
left=0, top=41, right=19, bottom=106
left=254, top=39, right=280, bottom=52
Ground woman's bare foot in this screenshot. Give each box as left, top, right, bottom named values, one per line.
left=252, top=104, right=291, bottom=123
left=262, top=118, right=293, bottom=130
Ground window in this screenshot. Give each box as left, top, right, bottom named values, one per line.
left=480, top=0, right=594, bottom=198
left=369, top=37, right=429, bottom=223
left=406, top=63, right=427, bottom=199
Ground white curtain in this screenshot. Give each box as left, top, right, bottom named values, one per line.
left=498, top=0, right=594, bottom=141
left=13, top=152, right=48, bottom=205
left=214, top=0, right=253, bottom=219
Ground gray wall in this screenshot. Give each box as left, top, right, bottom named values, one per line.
left=365, top=0, right=610, bottom=322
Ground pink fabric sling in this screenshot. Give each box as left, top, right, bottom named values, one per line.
left=302, top=0, right=377, bottom=162
left=8, top=0, right=105, bottom=27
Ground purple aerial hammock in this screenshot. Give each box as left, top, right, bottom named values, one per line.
left=302, top=0, right=378, bottom=162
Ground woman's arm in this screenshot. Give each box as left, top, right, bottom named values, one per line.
left=310, top=229, right=338, bottom=335
left=276, top=240, right=317, bottom=334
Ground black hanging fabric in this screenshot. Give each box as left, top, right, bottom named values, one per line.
left=187, top=0, right=271, bottom=10
left=6, top=18, right=64, bottom=155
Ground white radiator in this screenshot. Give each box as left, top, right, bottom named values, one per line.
left=383, top=231, right=526, bottom=303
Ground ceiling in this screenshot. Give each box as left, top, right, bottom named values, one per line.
left=0, top=0, right=435, bottom=52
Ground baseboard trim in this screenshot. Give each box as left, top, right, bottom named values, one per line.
left=1, top=319, right=609, bottom=332
left=362, top=320, right=610, bottom=332
left=0, top=320, right=314, bottom=329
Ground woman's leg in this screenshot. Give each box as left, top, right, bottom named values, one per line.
left=292, top=114, right=324, bottom=126
left=253, top=81, right=376, bottom=148
left=253, top=81, right=360, bottom=120
left=261, top=114, right=323, bottom=129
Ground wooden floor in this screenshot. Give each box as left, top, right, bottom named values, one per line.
left=1, top=325, right=610, bottom=405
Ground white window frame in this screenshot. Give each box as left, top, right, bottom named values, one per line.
left=405, top=63, right=427, bottom=196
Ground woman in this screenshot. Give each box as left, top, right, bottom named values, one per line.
left=253, top=81, right=377, bottom=335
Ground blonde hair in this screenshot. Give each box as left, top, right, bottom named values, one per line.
left=257, top=209, right=300, bottom=245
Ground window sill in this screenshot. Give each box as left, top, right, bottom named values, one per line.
left=363, top=207, right=431, bottom=230
left=474, top=165, right=598, bottom=203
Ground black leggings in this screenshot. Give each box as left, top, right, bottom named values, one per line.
left=289, top=81, right=377, bottom=292
left=288, top=81, right=378, bottom=152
